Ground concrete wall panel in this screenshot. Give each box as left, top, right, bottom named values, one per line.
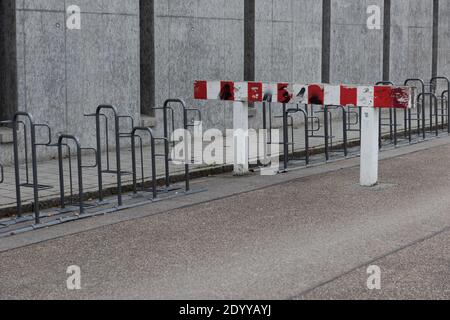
left=330, top=0, right=384, bottom=84
left=438, top=0, right=450, bottom=79
left=390, top=0, right=433, bottom=85
left=152, top=0, right=245, bottom=135
left=255, top=0, right=322, bottom=83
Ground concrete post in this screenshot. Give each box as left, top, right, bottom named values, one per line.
left=360, top=107, right=380, bottom=187
left=233, top=101, right=249, bottom=175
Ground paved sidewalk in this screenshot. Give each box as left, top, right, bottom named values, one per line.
left=0, top=135, right=449, bottom=299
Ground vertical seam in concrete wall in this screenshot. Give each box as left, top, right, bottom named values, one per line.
left=167, top=2, right=171, bottom=102
left=140, top=0, right=155, bottom=116
left=383, top=0, right=391, bottom=82
left=23, top=0, right=27, bottom=113
left=321, top=0, right=331, bottom=83
left=244, top=0, right=255, bottom=81
left=64, top=0, right=68, bottom=130
left=290, top=0, right=294, bottom=82
left=432, top=0, right=439, bottom=78
left=271, top=1, right=274, bottom=81
left=0, top=0, right=18, bottom=119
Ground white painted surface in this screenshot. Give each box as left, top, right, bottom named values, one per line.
left=260, top=129, right=280, bottom=176
left=233, top=101, right=249, bottom=176
left=360, top=107, right=380, bottom=187
left=324, top=85, right=341, bottom=105
left=357, top=86, right=375, bottom=107
left=293, top=84, right=308, bottom=104
left=207, top=81, right=221, bottom=100
left=234, top=82, right=248, bottom=101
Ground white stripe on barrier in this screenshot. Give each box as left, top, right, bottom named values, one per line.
left=357, top=86, right=375, bottom=107
left=324, top=85, right=340, bottom=106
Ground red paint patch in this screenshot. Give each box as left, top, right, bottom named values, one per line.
left=374, top=85, right=393, bottom=108
left=277, top=83, right=292, bottom=103
left=194, top=80, right=207, bottom=100
left=392, top=87, right=410, bottom=109
left=340, top=85, right=357, bottom=106
left=248, top=82, right=263, bottom=102
left=219, top=81, right=235, bottom=101
left=308, top=84, right=324, bottom=105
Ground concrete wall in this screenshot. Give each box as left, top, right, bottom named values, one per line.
left=255, top=0, right=323, bottom=83
left=1, top=0, right=450, bottom=164
left=329, top=0, right=384, bottom=84
left=151, top=0, right=244, bottom=135
left=389, top=0, right=434, bottom=85
left=0, top=0, right=140, bottom=163
left=438, top=0, right=450, bottom=79
left=252, top=0, right=322, bottom=127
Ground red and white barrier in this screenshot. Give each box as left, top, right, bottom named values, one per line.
left=194, top=81, right=416, bottom=109
left=194, top=80, right=416, bottom=184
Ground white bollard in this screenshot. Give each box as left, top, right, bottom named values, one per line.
left=233, top=101, right=249, bottom=176
left=360, top=107, right=380, bottom=187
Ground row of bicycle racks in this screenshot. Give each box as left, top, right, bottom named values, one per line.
left=0, top=99, right=203, bottom=237
left=0, top=77, right=449, bottom=237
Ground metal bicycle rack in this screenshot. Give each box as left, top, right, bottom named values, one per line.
left=305, top=103, right=354, bottom=163
left=84, top=105, right=124, bottom=207
left=430, top=76, right=450, bottom=134
left=345, top=105, right=362, bottom=139
left=0, top=104, right=207, bottom=237
left=323, top=105, right=352, bottom=160
left=265, top=97, right=359, bottom=171
left=261, top=96, right=309, bottom=171
left=57, top=135, right=97, bottom=215
left=284, top=104, right=310, bottom=165
left=0, top=112, right=53, bottom=224
left=154, top=98, right=202, bottom=193
left=417, top=92, right=439, bottom=137
left=404, top=79, right=426, bottom=141
left=305, top=103, right=355, bottom=163
left=130, top=127, right=166, bottom=200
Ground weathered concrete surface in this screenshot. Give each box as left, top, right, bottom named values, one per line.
left=438, top=0, right=450, bottom=79
left=1, top=0, right=450, bottom=167
left=151, top=0, right=244, bottom=136
left=389, top=0, right=434, bottom=85
left=254, top=0, right=322, bottom=83
left=253, top=0, right=323, bottom=127
left=330, top=0, right=384, bottom=84
left=0, top=137, right=450, bottom=299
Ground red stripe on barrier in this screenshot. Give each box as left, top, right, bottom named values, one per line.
left=194, top=80, right=207, bottom=100
left=308, top=84, right=324, bottom=105
left=278, top=83, right=292, bottom=103
left=340, top=85, right=357, bottom=106
left=220, top=81, right=235, bottom=101
left=374, top=85, right=393, bottom=108
left=248, top=82, right=263, bottom=102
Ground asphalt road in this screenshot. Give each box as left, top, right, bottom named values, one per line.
left=1, top=139, right=450, bottom=300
